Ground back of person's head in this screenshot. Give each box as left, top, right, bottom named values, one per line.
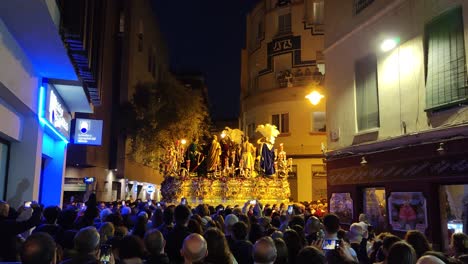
left=20, top=232, right=56, bottom=264
left=195, top=204, right=210, bottom=217
left=188, top=219, right=203, bottom=234
left=383, top=235, right=402, bottom=257
left=405, top=230, right=432, bottom=258
left=253, top=236, right=277, bottom=264
left=74, top=226, right=100, bottom=254
left=181, top=233, right=208, bottom=263
left=144, top=229, right=165, bottom=255
left=174, top=205, right=191, bottom=225
left=296, top=246, right=326, bottom=264
left=283, top=229, right=304, bottom=263
left=100, top=208, right=112, bottom=222
left=119, top=235, right=145, bottom=260
left=203, top=228, right=231, bottom=264
left=224, top=213, right=239, bottom=233
left=416, top=255, right=445, bottom=264
left=323, top=214, right=340, bottom=234
left=273, top=238, right=288, bottom=264
left=387, top=241, right=417, bottom=264
left=57, top=208, right=77, bottom=230
left=43, top=206, right=61, bottom=224
left=99, top=222, right=115, bottom=244
left=419, top=251, right=449, bottom=264
left=348, top=222, right=365, bottom=243
left=250, top=223, right=265, bottom=244
left=163, top=206, right=175, bottom=225
left=305, top=216, right=321, bottom=235
left=289, top=215, right=305, bottom=228
left=232, top=221, right=248, bottom=241
left=451, top=232, right=468, bottom=255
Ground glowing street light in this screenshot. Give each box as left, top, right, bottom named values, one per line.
left=220, top=132, right=226, bottom=139
left=380, top=37, right=400, bottom=52
left=306, top=91, right=324, bottom=105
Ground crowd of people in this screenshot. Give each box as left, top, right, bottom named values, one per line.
left=1, top=194, right=468, bottom=264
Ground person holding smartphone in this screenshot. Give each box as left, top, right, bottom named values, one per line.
left=0, top=201, right=42, bottom=262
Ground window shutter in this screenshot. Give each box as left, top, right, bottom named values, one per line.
left=425, top=7, right=468, bottom=111
left=355, top=54, right=379, bottom=131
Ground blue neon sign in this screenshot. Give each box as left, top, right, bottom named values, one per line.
left=38, top=86, right=69, bottom=143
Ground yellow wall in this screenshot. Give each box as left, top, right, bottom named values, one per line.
left=241, top=0, right=327, bottom=202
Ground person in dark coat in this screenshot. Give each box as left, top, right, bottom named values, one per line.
left=165, top=205, right=192, bottom=264
left=144, top=229, right=170, bottom=264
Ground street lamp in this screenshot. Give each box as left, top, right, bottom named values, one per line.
left=305, top=91, right=324, bottom=105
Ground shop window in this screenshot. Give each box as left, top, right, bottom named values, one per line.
left=425, top=7, right=468, bottom=111
left=0, top=140, right=9, bottom=200
left=363, top=188, right=387, bottom=233
left=355, top=54, right=379, bottom=131
left=272, top=113, right=289, bottom=134
left=440, top=185, right=468, bottom=251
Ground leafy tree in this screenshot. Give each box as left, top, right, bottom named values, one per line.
left=121, top=81, right=211, bottom=168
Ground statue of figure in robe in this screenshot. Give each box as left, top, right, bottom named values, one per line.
left=206, top=135, right=221, bottom=172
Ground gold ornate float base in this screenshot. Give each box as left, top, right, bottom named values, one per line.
left=161, top=176, right=290, bottom=206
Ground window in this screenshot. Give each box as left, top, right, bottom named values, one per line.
left=272, top=113, right=289, bottom=133
left=425, top=7, right=468, bottom=111
left=355, top=54, right=379, bottom=131
left=0, top=140, right=9, bottom=200
left=363, top=188, right=387, bottom=234
left=311, top=112, right=326, bottom=132
left=354, top=0, right=375, bottom=14
left=278, top=13, right=292, bottom=35
left=309, top=0, right=324, bottom=25
left=119, top=12, right=125, bottom=33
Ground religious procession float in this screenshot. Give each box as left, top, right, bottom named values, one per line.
left=160, top=124, right=292, bottom=206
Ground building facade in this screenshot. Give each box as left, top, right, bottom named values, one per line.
left=0, top=0, right=93, bottom=208
left=241, top=0, right=327, bottom=202
left=325, top=0, right=468, bottom=249
left=63, top=0, right=170, bottom=203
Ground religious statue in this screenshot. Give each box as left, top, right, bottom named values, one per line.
left=241, top=135, right=256, bottom=172
left=256, top=124, right=280, bottom=177
left=206, top=135, right=221, bottom=172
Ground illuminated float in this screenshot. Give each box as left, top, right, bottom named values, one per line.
left=160, top=124, right=292, bottom=205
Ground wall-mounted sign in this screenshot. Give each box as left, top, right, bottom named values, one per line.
left=146, top=185, right=155, bottom=194
left=45, top=87, right=71, bottom=139
left=73, top=118, right=103, bottom=145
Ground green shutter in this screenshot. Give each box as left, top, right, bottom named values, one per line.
left=426, top=7, right=468, bottom=111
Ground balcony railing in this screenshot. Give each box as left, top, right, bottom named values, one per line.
left=277, top=66, right=324, bottom=88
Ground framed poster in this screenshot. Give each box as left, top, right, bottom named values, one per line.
left=388, top=192, right=428, bottom=232
left=330, top=193, right=354, bottom=224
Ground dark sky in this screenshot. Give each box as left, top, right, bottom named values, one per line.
left=152, top=0, right=259, bottom=121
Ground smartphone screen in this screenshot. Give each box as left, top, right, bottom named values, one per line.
left=100, top=244, right=112, bottom=264
left=181, top=198, right=187, bottom=205
left=287, top=205, right=293, bottom=214
left=24, top=201, right=32, bottom=208
left=121, top=201, right=125, bottom=206
left=322, top=239, right=337, bottom=250
left=250, top=200, right=257, bottom=205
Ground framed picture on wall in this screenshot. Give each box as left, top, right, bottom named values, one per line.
left=329, top=192, right=354, bottom=224
left=388, top=192, right=428, bottom=232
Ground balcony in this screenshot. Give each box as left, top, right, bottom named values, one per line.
left=277, top=66, right=324, bottom=88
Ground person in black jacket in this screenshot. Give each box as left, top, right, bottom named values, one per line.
left=231, top=221, right=253, bottom=264
left=0, top=200, right=42, bottom=262
left=165, top=205, right=192, bottom=263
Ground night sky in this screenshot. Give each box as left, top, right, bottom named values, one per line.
left=152, top=0, right=259, bottom=121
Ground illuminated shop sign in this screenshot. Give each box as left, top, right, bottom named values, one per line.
left=38, top=85, right=71, bottom=142
left=73, top=118, right=103, bottom=146
left=46, top=90, right=70, bottom=137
